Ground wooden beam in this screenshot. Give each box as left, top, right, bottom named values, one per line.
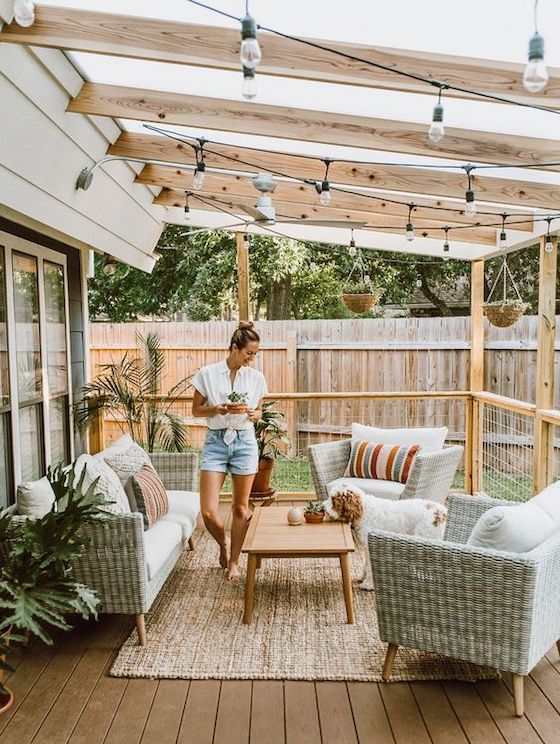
left=113, top=134, right=533, bottom=230
left=141, top=164, right=545, bottom=222
left=7, top=6, right=560, bottom=109
left=156, top=187, right=497, bottom=245
left=68, top=83, right=560, bottom=178
left=470, top=260, right=485, bottom=494
left=236, top=233, right=250, bottom=321
left=533, top=234, right=557, bottom=493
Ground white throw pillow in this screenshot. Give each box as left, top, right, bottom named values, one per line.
left=467, top=495, right=560, bottom=553
left=351, top=423, right=448, bottom=453
left=94, top=433, right=137, bottom=461
left=16, top=476, right=56, bottom=518
left=74, top=454, right=131, bottom=515
left=104, top=444, right=152, bottom=486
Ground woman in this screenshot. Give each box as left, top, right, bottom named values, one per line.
left=191, top=321, right=268, bottom=580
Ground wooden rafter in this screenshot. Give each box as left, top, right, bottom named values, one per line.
left=155, top=187, right=497, bottom=245
left=111, top=134, right=535, bottom=229
left=68, top=83, right=560, bottom=174
left=136, top=163, right=557, bottom=214
left=4, top=6, right=560, bottom=108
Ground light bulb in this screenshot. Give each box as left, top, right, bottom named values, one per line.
left=499, top=230, right=507, bottom=250
left=416, top=278, right=422, bottom=288
left=14, top=0, right=35, bottom=27
left=348, top=242, right=357, bottom=257
left=309, top=261, right=317, bottom=271
left=465, top=200, right=477, bottom=216
left=240, top=15, right=261, bottom=70
left=241, top=70, right=257, bottom=100
left=523, top=33, right=548, bottom=93
left=545, top=236, right=554, bottom=253
left=406, top=222, right=415, bottom=241
left=364, top=274, right=371, bottom=284
left=428, top=102, right=444, bottom=143
left=102, top=260, right=117, bottom=277
left=192, top=166, right=205, bottom=190
left=319, top=186, right=331, bottom=206
left=443, top=241, right=450, bottom=253
left=184, top=207, right=190, bottom=221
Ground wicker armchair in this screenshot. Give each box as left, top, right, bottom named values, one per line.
left=70, top=452, right=199, bottom=645
left=369, top=493, right=560, bottom=716
left=307, top=438, right=463, bottom=503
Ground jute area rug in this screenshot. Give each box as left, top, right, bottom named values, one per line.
left=110, top=531, right=498, bottom=682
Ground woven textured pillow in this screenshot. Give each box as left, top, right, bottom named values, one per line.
left=346, top=440, right=419, bottom=483
left=128, top=462, right=169, bottom=529
left=104, top=443, right=152, bottom=486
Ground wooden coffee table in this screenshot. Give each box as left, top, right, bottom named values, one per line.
left=241, top=506, right=355, bottom=624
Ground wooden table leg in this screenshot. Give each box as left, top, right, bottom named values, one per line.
left=256, top=556, right=262, bottom=570
left=243, top=553, right=258, bottom=624
left=339, top=553, right=355, bottom=624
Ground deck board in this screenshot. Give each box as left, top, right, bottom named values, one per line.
left=380, top=682, right=432, bottom=744
left=213, top=680, right=251, bottom=744
left=315, top=682, right=358, bottom=744
left=346, top=682, right=395, bottom=744
left=250, top=681, right=285, bottom=744
left=284, top=681, right=321, bottom=744
left=411, top=681, right=469, bottom=744
left=443, top=681, right=507, bottom=744
left=177, top=680, right=221, bottom=744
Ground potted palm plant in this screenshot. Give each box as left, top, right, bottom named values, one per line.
left=251, top=401, right=291, bottom=494
left=74, top=332, right=191, bottom=452
left=0, top=464, right=104, bottom=712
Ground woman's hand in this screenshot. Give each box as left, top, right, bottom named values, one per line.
left=214, top=403, right=230, bottom=416
left=246, top=408, right=262, bottom=423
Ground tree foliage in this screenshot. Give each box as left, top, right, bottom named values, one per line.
left=88, top=224, right=543, bottom=321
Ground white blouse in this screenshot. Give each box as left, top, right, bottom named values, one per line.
left=191, top=360, right=268, bottom=431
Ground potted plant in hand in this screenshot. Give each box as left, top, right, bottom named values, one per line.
left=251, top=401, right=291, bottom=494
left=226, top=391, right=249, bottom=414
left=0, top=464, right=104, bottom=712
left=304, top=501, right=325, bottom=523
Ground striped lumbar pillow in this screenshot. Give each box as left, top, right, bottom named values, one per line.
left=346, top=440, right=420, bottom=483
left=128, top=462, right=169, bottom=529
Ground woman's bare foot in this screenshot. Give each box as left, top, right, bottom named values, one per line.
left=219, top=536, right=230, bottom=569
left=227, top=561, right=241, bottom=581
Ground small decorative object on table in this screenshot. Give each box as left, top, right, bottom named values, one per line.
left=304, top=501, right=325, bottom=523
left=287, top=506, right=303, bottom=525
left=226, top=391, right=249, bottom=413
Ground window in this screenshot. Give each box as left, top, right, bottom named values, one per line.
left=0, top=248, right=12, bottom=507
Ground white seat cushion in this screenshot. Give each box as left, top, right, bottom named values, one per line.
left=351, top=423, right=447, bottom=453
left=160, top=490, right=200, bottom=540
left=143, top=520, right=183, bottom=581
left=328, top=477, right=405, bottom=501
left=468, top=482, right=560, bottom=553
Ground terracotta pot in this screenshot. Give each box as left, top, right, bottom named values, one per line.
left=227, top=404, right=248, bottom=414
left=0, top=689, right=13, bottom=716
left=251, top=458, right=275, bottom=493
left=304, top=512, right=324, bottom=524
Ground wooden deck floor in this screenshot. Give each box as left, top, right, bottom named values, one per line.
left=3, top=504, right=560, bottom=744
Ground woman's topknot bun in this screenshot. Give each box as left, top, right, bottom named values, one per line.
left=229, top=321, right=259, bottom=350
left=238, top=320, right=254, bottom=330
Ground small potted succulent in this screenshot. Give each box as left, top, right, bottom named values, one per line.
left=341, top=280, right=383, bottom=314
left=226, top=391, right=249, bottom=414
left=304, top=501, right=325, bottom=524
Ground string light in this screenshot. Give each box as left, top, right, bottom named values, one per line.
left=240, top=7, right=262, bottom=70
left=13, top=0, right=35, bottom=26
left=184, top=191, right=191, bottom=220
left=348, top=228, right=357, bottom=257
left=102, top=257, right=118, bottom=277
left=192, top=139, right=207, bottom=190
left=315, top=159, right=332, bottom=206
left=545, top=218, right=555, bottom=253
left=499, top=213, right=508, bottom=250
left=443, top=226, right=450, bottom=254
left=406, top=203, right=415, bottom=241
left=428, top=88, right=445, bottom=143
left=463, top=165, right=477, bottom=216
left=241, top=66, right=257, bottom=100
left=524, top=1, right=548, bottom=93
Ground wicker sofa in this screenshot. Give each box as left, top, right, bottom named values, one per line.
left=369, top=492, right=560, bottom=716
left=5, top=446, right=200, bottom=646
left=308, top=437, right=463, bottom=503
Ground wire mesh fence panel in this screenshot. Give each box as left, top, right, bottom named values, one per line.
left=481, top=404, right=534, bottom=502
left=548, top=424, right=560, bottom=486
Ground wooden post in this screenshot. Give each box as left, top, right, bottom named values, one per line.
left=285, top=331, right=298, bottom=457
left=532, top=235, right=557, bottom=494
left=470, top=260, right=485, bottom=494
left=87, top=402, right=105, bottom=455
left=236, top=233, right=250, bottom=321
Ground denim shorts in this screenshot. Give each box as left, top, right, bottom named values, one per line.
left=201, top=429, right=259, bottom=475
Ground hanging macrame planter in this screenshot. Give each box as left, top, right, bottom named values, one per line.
left=483, top=258, right=529, bottom=328
left=341, top=251, right=383, bottom=313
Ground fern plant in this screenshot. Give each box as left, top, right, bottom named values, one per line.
left=0, top=464, right=105, bottom=696
left=74, top=332, right=191, bottom=452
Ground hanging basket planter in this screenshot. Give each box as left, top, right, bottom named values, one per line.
left=483, top=258, right=528, bottom=328
left=483, top=300, right=529, bottom=328
left=341, top=288, right=382, bottom=313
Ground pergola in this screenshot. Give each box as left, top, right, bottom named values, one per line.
left=2, top=1, right=560, bottom=495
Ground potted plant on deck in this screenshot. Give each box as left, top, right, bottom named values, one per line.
left=74, top=332, right=191, bottom=452
left=0, top=465, right=104, bottom=712
left=251, top=401, right=291, bottom=494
